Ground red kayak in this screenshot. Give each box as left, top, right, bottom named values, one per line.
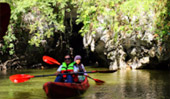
left=43, top=77, right=90, bottom=98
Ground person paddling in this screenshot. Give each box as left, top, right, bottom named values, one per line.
left=55, top=54, right=78, bottom=83
left=74, top=55, right=87, bottom=82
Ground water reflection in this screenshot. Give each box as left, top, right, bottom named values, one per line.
left=1, top=68, right=170, bottom=99
left=83, top=70, right=170, bottom=99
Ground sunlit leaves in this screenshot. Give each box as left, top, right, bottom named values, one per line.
left=75, top=0, right=169, bottom=43
left=2, top=0, right=69, bottom=55
left=1, top=0, right=169, bottom=55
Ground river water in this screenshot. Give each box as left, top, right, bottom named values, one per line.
left=0, top=67, right=170, bottom=99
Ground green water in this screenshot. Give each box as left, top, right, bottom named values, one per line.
left=1, top=67, right=170, bottom=99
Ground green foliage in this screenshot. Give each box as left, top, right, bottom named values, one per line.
left=1, top=0, right=169, bottom=55
left=74, top=0, right=169, bottom=42
left=154, top=0, right=170, bottom=39
left=1, top=0, right=69, bottom=55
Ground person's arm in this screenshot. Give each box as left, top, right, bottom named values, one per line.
left=81, top=64, right=88, bottom=76
left=81, top=64, right=86, bottom=71
left=55, top=65, right=62, bottom=75
left=73, top=65, right=79, bottom=73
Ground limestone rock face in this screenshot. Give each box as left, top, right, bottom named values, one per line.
left=1, top=0, right=169, bottom=70
left=82, top=2, right=170, bottom=70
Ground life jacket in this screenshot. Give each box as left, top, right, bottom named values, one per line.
left=61, top=62, right=75, bottom=78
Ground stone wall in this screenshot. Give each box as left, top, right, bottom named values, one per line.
left=82, top=1, right=170, bottom=70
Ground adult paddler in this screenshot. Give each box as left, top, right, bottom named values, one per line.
left=54, top=54, right=78, bottom=83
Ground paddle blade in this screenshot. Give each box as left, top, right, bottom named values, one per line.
left=43, top=56, right=54, bottom=65
left=86, top=75, right=105, bottom=84
left=93, top=79, right=105, bottom=85
left=9, top=74, right=34, bottom=83
left=43, top=56, right=61, bottom=65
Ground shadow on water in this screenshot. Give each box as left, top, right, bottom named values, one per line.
left=13, top=92, right=31, bottom=99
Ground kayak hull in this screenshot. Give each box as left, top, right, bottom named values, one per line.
left=43, top=77, right=89, bottom=98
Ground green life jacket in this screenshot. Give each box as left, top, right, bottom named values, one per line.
left=61, top=62, right=75, bottom=71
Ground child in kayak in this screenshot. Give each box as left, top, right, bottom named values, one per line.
left=74, top=55, right=87, bottom=82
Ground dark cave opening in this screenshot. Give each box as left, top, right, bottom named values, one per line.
left=66, top=18, right=97, bottom=66
left=0, top=3, right=11, bottom=40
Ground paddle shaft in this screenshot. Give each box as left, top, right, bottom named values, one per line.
left=33, top=70, right=117, bottom=78
left=41, top=56, right=117, bottom=84
left=86, top=75, right=94, bottom=79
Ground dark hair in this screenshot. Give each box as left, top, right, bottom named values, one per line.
left=64, top=54, right=73, bottom=61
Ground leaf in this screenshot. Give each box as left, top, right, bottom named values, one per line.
left=9, top=43, right=14, bottom=48
left=9, top=50, right=14, bottom=55
left=92, top=31, right=96, bottom=34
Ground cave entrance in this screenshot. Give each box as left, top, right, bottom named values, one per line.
left=64, top=15, right=96, bottom=66
left=0, top=3, right=11, bottom=40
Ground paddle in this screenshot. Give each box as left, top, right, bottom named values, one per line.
left=43, top=56, right=61, bottom=65
left=85, top=75, right=105, bottom=84
left=85, top=70, right=116, bottom=84
left=9, top=70, right=117, bottom=83
left=42, top=56, right=116, bottom=84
